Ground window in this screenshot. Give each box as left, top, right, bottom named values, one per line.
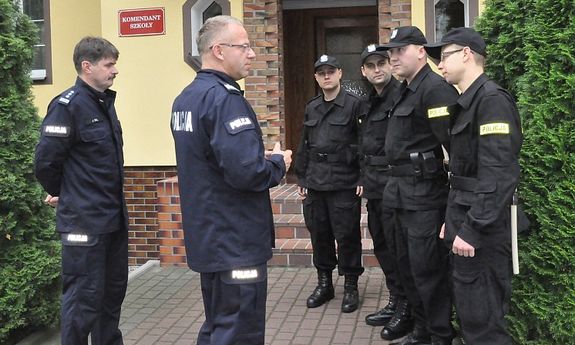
left=21, top=0, right=52, bottom=82
left=425, top=0, right=479, bottom=42
left=183, top=0, right=230, bottom=71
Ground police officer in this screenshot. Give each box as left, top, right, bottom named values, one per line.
left=171, top=16, right=291, bottom=345
left=358, top=44, right=412, bottom=334
left=294, top=55, right=364, bottom=313
left=377, top=26, right=459, bottom=345
left=425, top=27, right=522, bottom=345
left=34, top=37, right=127, bottom=345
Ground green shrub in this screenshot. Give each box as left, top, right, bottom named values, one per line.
left=0, top=0, right=61, bottom=342
left=477, top=0, right=575, bottom=343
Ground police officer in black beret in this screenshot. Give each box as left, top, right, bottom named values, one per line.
left=294, top=55, right=365, bottom=313
left=426, top=27, right=522, bottom=345
left=377, top=26, right=459, bottom=345
left=358, top=44, right=411, bottom=332
left=171, top=16, right=291, bottom=345
left=35, top=37, right=128, bottom=345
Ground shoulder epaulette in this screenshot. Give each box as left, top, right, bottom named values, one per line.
left=57, top=88, right=79, bottom=106
left=217, top=80, right=242, bottom=95
left=306, top=94, right=322, bottom=105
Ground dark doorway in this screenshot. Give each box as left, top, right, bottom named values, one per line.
left=283, top=6, right=378, bottom=160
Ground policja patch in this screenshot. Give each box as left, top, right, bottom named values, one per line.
left=427, top=106, right=450, bottom=118
left=225, top=116, right=254, bottom=134
left=480, top=122, right=510, bottom=135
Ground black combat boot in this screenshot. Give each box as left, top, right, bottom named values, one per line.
left=390, top=326, right=431, bottom=345
left=341, top=275, right=359, bottom=313
left=365, top=294, right=399, bottom=326
left=306, top=270, right=334, bottom=308
left=381, top=298, right=415, bottom=341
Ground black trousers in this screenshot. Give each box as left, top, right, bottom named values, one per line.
left=366, top=198, right=404, bottom=297
left=447, top=203, right=513, bottom=345
left=197, top=264, right=267, bottom=345
left=303, top=189, right=364, bottom=276
left=394, top=208, right=453, bottom=339
left=60, top=229, right=128, bottom=345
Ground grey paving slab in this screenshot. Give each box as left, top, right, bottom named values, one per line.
left=20, top=266, right=401, bottom=345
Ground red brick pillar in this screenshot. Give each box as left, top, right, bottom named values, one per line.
left=379, top=0, right=413, bottom=42
left=157, top=176, right=187, bottom=267
left=243, top=0, right=284, bottom=149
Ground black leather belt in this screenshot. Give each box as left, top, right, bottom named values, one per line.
left=364, top=155, right=389, bottom=166
left=308, top=152, right=347, bottom=163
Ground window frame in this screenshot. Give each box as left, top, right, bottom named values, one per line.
left=182, top=0, right=230, bottom=71
left=425, top=0, right=479, bottom=43
left=19, top=0, right=52, bottom=84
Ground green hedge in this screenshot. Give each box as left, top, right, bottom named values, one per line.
left=476, top=1, right=575, bottom=344
left=0, top=0, right=61, bottom=343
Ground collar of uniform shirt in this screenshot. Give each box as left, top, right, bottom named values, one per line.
left=406, top=63, right=433, bottom=93
left=456, top=73, right=489, bottom=110
left=200, top=69, right=243, bottom=92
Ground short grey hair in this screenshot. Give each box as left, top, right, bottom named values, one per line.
left=196, top=15, right=243, bottom=56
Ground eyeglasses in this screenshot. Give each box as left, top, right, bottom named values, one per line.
left=210, top=43, right=253, bottom=52
left=440, top=48, right=464, bottom=61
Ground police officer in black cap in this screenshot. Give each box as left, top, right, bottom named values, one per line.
left=425, top=27, right=522, bottom=345
left=358, top=44, right=411, bottom=332
left=35, top=37, right=127, bottom=345
left=171, top=15, right=291, bottom=345
left=294, top=54, right=365, bottom=313
left=377, top=26, right=459, bottom=345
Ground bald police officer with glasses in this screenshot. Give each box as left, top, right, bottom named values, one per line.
left=426, top=27, right=522, bottom=345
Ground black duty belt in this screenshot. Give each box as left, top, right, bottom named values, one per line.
left=450, top=175, right=477, bottom=191
left=308, top=151, right=348, bottom=163
left=364, top=155, right=389, bottom=166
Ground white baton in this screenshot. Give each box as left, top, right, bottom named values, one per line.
left=511, top=192, right=519, bottom=275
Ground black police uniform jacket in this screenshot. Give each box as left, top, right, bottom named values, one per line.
left=359, top=78, right=401, bottom=199
left=294, top=88, right=364, bottom=191
left=171, top=70, right=286, bottom=273
left=383, top=64, right=459, bottom=210
left=35, top=77, right=128, bottom=234
left=445, top=74, right=522, bottom=248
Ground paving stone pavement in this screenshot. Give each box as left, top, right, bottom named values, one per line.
left=120, top=266, right=395, bottom=345
left=18, top=266, right=401, bottom=345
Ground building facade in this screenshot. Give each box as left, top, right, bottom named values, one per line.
left=29, top=0, right=485, bottom=266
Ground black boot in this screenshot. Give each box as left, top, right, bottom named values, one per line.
left=365, top=294, right=399, bottom=326
left=341, top=275, right=359, bottom=313
left=381, top=298, right=415, bottom=341
left=390, top=326, right=431, bottom=345
left=306, top=270, right=334, bottom=308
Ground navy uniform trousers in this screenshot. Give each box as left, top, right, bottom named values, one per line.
left=197, top=263, right=268, bottom=345
left=60, top=229, right=128, bottom=345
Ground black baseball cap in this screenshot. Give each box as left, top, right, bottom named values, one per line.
left=314, top=54, right=341, bottom=70
left=424, top=27, right=487, bottom=60
left=360, top=44, right=388, bottom=64
left=378, top=26, right=427, bottom=49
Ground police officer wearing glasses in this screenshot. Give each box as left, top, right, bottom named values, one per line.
left=171, top=16, right=291, bottom=345
left=426, top=27, right=522, bottom=345
left=295, top=55, right=365, bottom=313
left=377, top=26, right=459, bottom=345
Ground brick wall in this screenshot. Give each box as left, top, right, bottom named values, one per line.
left=124, top=166, right=176, bottom=266
left=379, top=0, right=412, bottom=42
left=243, top=0, right=283, bottom=149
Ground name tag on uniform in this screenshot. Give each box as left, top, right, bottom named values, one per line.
left=43, top=125, right=70, bottom=137
left=480, top=122, right=510, bottom=135
left=427, top=106, right=450, bottom=118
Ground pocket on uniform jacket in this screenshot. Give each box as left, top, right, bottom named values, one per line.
left=61, top=233, right=99, bottom=276
left=79, top=125, right=108, bottom=142
left=391, top=105, right=414, bottom=140
left=328, top=116, right=353, bottom=141
left=473, top=181, right=497, bottom=220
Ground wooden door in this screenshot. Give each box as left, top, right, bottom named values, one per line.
left=283, top=7, right=378, bottom=160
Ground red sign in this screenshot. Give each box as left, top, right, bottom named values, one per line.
left=119, top=8, right=165, bottom=37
